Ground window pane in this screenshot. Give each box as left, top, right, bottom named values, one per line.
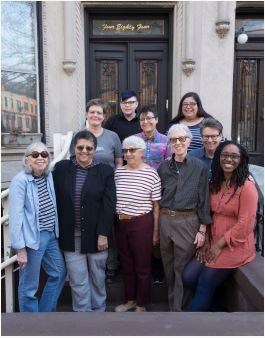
left=236, top=18, right=264, bottom=35
left=1, top=71, right=37, bottom=133
left=1, top=1, right=36, bottom=72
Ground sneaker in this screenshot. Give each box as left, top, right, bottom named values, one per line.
left=115, top=301, right=137, bottom=312
left=106, top=269, right=116, bottom=278
left=135, top=306, right=146, bottom=312
left=153, top=276, right=165, bottom=285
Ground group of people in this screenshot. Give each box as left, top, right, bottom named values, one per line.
left=9, top=90, right=258, bottom=313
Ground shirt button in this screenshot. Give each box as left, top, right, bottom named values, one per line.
left=81, top=228, right=85, bottom=232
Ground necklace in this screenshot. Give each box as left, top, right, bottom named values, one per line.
left=175, top=161, right=183, bottom=174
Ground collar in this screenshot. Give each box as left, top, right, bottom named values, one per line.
left=141, top=130, right=158, bottom=142
left=71, top=156, right=97, bottom=169
left=120, top=113, right=139, bottom=122
left=169, top=153, right=189, bottom=169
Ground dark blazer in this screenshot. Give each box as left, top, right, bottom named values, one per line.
left=53, top=159, right=116, bottom=254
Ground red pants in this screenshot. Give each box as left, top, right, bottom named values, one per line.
left=116, top=212, right=153, bottom=307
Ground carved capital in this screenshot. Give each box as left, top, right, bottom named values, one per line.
left=182, top=60, right=195, bottom=77
left=62, top=60, right=77, bottom=76
left=215, top=21, right=230, bottom=39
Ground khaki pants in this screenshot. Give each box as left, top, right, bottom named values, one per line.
left=159, top=213, right=199, bottom=311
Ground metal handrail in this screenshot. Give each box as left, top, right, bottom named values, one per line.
left=1, top=255, right=18, bottom=270
left=1, top=131, right=73, bottom=270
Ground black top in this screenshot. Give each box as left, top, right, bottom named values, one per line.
left=53, top=160, right=116, bottom=253
left=104, top=114, right=141, bottom=142
left=157, top=153, right=212, bottom=225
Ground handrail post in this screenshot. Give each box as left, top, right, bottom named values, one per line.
left=2, top=197, right=15, bottom=313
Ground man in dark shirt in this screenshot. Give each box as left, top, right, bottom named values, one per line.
left=157, top=124, right=212, bottom=312
left=104, top=90, right=141, bottom=142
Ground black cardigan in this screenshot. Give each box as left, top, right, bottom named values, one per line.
left=53, top=160, right=116, bottom=253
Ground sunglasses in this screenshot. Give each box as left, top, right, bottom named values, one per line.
left=122, top=148, right=141, bottom=154
left=76, top=145, right=94, bottom=152
left=169, top=137, right=189, bottom=144
left=28, top=151, right=49, bottom=159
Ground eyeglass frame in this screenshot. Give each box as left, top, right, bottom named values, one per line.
left=27, top=151, right=49, bottom=159
left=169, top=136, right=190, bottom=144
left=120, top=100, right=138, bottom=106
left=220, top=153, right=241, bottom=160
left=201, top=134, right=221, bottom=141
left=122, top=148, right=142, bottom=154
left=76, top=145, right=95, bottom=152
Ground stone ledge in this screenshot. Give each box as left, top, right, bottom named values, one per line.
left=221, top=254, right=264, bottom=312
left=1, top=312, right=263, bottom=336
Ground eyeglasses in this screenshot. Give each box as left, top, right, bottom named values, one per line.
left=121, top=101, right=137, bottom=106
left=88, top=110, right=103, bottom=115
left=169, top=136, right=189, bottom=144
left=28, top=151, right=49, bottom=159
left=220, top=153, right=241, bottom=160
left=140, top=116, right=155, bottom=122
left=202, top=134, right=220, bottom=141
left=76, top=145, right=94, bottom=152
left=182, top=102, right=197, bottom=107
left=122, top=148, right=141, bottom=154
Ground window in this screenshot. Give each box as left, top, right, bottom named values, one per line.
left=26, top=117, right=30, bottom=128
left=17, top=116, right=23, bottom=129
left=1, top=1, right=39, bottom=134
left=24, top=101, right=29, bottom=111
left=4, top=97, right=8, bottom=108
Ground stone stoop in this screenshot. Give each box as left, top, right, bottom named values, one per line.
left=57, top=271, right=169, bottom=312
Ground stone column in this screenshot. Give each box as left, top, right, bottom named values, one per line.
left=182, top=1, right=195, bottom=76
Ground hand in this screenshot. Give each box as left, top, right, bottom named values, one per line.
left=17, top=248, right=27, bottom=269
left=194, top=232, right=205, bottom=249
left=97, top=235, right=108, bottom=251
left=205, top=243, right=222, bottom=263
left=153, top=229, right=159, bottom=246
left=196, top=237, right=210, bottom=263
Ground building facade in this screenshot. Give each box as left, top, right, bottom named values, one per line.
left=1, top=1, right=264, bottom=188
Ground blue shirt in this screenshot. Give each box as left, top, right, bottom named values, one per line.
left=9, top=171, right=59, bottom=250
left=189, top=147, right=212, bottom=179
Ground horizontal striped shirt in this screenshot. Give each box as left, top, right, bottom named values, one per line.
left=187, top=122, right=204, bottom=151
left=34, top=176, right=55, bottom=232
left=115, top=167, right=161, bottom=216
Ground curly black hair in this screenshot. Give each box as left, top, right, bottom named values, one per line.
left=210, top=141, right=250, bottom=198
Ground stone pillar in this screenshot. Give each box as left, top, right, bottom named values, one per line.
left=182, top=1, right=195, bottom=76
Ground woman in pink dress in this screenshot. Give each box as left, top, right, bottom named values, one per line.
left=182, top=140, right=258, bottom=311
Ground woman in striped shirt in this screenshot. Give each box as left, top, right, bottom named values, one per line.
left=169, top=92, right=212, bottom=151
left=9, top=142, right=66, bottom=312
left=114, top=136, right=161, bottom=313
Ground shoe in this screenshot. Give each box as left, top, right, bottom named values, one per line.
left=135, top=306, right=146, bottom=312
left=115, top=301, right=136, bottom=312
left=153, top=276, right=165, bottom=285
left=106, top=269, right=116, bottom=278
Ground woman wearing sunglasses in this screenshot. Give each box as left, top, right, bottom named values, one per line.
left=114, top=136, right=161, bottom=312
left=53, top=130, right=116, bottom=312
left=9, top=142, right=66, bottom=312
left=157, top=124, right=212, bottom=312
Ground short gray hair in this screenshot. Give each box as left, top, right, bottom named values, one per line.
left=22, top=142, right=51, bottom=176
left=200, top=117, right=223, bottom=135
left=167, top=124, right=193, bottom=140
left=122, top=135, right=146, bottom=150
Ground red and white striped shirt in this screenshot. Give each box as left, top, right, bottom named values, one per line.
left=115, top=167, right=161, bottom=216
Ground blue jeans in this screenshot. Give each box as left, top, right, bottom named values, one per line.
left=182, top=257, right=235, bottom=311
left=64, top=236, right=108, bottom=312
left=18, top=231, right=66, bottom=312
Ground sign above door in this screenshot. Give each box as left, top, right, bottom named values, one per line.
left=92, top=19, right=165, bottom=36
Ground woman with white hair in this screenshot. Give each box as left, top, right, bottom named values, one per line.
left=114, top=136, right=161, bottom=312
left=9, top=142, right=66, bottom=312
left=157, top=124, right=212, bottom=312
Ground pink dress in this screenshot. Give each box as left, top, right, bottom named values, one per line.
left=206, top=179, right=258, bottom=269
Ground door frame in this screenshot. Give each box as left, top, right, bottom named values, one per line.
left=84, top=7, right=173, bottom=127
